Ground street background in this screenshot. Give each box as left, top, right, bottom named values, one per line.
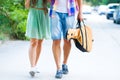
left=0, top=13, right=120, bottom=80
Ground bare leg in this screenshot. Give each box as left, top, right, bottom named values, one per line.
left=29, top=39, right=43, bottom=67
left=63, top=39, right=71, bottom=64
left=35, top=39, right=43, bottom=65
left=52, top=40, right=61, bottom=70
left=29, top=39, right=43, bottom=77
left=29, top=39, right=37, bottom=67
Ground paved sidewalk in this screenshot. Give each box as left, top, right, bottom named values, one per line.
left=0, top=38, right=120, bottom=80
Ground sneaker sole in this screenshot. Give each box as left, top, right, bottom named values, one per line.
left=29, top=71, right=35, bottom=77
left=55, top=76, right=62, bottom=79
left=62, top=71, right=68, bottom=74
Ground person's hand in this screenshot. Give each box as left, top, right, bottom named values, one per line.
left=77, top=12, right=83, bottom=21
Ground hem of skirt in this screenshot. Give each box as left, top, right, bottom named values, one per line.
left=25, top=35, right=51, bottom=40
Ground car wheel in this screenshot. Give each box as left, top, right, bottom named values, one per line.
left=106, top=16, right=110, bottom=19
left=113, top=20, right=116, bottom=23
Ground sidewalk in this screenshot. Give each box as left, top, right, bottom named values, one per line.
left=0, top=38, right=120, bottom=80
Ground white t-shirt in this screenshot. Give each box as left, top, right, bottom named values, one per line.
left=54, top=0, right=68, bottom=13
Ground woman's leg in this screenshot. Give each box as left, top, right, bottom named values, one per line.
left=29, top=38, right=37, bottom=68
left=35, top=39, right=43, bottom=65
left=29, top=39, right=43, bottom=77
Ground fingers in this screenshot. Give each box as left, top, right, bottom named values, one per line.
left=77, top=13, right=83, bottom=21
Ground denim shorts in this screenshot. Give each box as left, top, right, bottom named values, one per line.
left=50, top=11, right=75, bottom=40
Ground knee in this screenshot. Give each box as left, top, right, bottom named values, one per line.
left=53, top=40, right=61, bottom=46
left=30, top=39, right=37, bottom=47
left=64, top=39, right=71, bottom=46
left=37, top=40, right=43, bottom=46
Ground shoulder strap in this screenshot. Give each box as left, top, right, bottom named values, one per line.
left=49, top=0, right=55, bottom=17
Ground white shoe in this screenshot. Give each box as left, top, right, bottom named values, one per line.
left=35, top=66, right=40, bottom=73
left=29, top=67, right=40, bottom=77
left=29, top=71, right=35, bottom=77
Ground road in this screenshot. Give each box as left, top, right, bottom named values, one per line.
left=0, top=13, right=120, bottom=80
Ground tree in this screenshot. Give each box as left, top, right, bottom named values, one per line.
left=85, top=0, right=120, bottom=5
left=0, top=0, right=28, bottom=40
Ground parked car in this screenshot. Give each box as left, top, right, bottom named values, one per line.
left=106, top=3, right=119, bottom=19
left=98, top=5, right=107, bottom=15
left=113, top=5, right=120, bottom=24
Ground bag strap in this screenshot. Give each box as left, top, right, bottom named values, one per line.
left=77, top=20, right=88, bottom=49
left=77, top=20, right=86, bottom=28
left=49, top=0, right=55, bottom=17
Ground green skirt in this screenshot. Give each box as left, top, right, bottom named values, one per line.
left=26, top=8, right=50, bottom=39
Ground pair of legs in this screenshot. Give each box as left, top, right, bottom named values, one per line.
left=52, top=39, right=71, bottom=70
left=29, top=38, right=43, bottom=69
left=51, top=11, right=75, bottom=78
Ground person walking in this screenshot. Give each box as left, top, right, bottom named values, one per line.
left=25, top=0, right=50, bottom=77
left=50, top=0, right=83, bottom=79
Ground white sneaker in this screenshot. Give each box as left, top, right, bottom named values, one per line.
left=34, top=66, right=40, bottom=73
left=29, top=67, right=40, bottom=77
left=29, top=71, right=35, bottom=77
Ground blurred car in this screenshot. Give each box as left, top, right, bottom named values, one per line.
left=106, top=3, right=119, bottom=19
left=113, top=5, right=120, bottom=24
left=82, top=5, right=92, bottom=14
left=98, top=5, right=107, bottom=15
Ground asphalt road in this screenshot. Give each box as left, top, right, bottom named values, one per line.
left=0, top=14, right=120, bottom=80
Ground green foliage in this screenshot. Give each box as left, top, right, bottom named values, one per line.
left=0, top=0, right=28, bottom=40
left=0, top=33, right=9, bottom=40
left=85, top=0, right=120, bottom=5
left=10, top=8, right=28, bottom=40
left=10, top=20, right=27, bottom=40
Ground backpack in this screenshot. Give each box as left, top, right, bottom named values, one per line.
left=67, top=20, right=93, bottom=52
